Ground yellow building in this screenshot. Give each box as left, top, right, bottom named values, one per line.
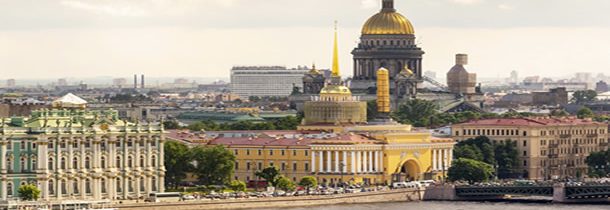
left=452, top=117, right=609, bottom=180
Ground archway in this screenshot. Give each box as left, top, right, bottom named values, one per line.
left=394, top=160, right=421, bottom=182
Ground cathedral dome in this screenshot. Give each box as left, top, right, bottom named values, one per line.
left=361, top=0, right=414, bottom=35
left=320, top=85, right=352, bottom=95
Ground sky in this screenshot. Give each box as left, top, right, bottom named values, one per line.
left=1, top=0, right=610, bottom=81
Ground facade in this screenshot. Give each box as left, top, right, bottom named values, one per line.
left=302, top=65, right=326, bottom=95
left=532, top=87, right=568, bottom=106
left=452, top=118, right=609, bottom=180
left=596, top=81, right=609, bottom=93
left=0, top=95, right=166, bottom=201
left=447, top=54, right=477, bottom=95
left=230, top=66, right=309, bottom=98
left=350, top=0, right=424, bottom=96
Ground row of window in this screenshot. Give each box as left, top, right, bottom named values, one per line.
left=234, top=149, right=309, bottom=157
left=458, top=129, right=526, bottom=137
left=235, top=161, right=310, bottom=172
left=46, top=177, right=158, bottom=196
left=47, top=155, right=157, bottom=170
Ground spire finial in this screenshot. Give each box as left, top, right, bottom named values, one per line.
left=382, top=0, right=395, bottom=12
left=331, top=21, right=340, bottom=77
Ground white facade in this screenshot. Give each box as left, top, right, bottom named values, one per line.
left=230, top=66, right=308, bottom=98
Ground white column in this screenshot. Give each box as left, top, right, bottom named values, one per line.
left=363, top=151, right=368, bottom=173
left=342, top=151, right=347, bottom=173
left=449, top=148, right=453, bottom=167
left=1, top=142, right=7, bottom=172
left=432, top=149, right=436, bottom=171
left=378, top=151, right=383, bottom=172
left=326, top=151, right=331, bottom=173
left=334, top=151, right=339, bottom=173
left=350, top=151, right=356, bottom=173
left=42, top=179, right=49, bottom=200
left=374, top=151, right=380, bottom=172
left=443, top=149, right=448, bottom=170
left=311, top=150, right=316, bottom=173
left=356, top=151, right=361, bottom=173
left=368, top=151, right=373, bottom=173
left=1, top=180, right=6, bottom=200
left=318, top=151, right=324, bottom=173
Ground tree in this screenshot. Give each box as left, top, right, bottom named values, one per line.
left=454, top=136, right=495, bottom=165
left=192, top=145, right=236, bottom=186
left=163, top=120, right=180, bottom=129
left=272, top=116, right=300, bottom=130
left=448, top=158, right=494, bottom=184
left=164, top=141, right=193, bottom=189
left=18, top=184, right=41, bottom=201
left=298, top=176, right=318, bottom=193
left=494, top=140, right=519, bottom=179
left=367, top=100, right=379, bottom=121
left=229, top=180, right=246, bottom=192
left=275, top=176, right=295, bottom=191
left=585, top=150, right=610, bottom=177
left=255, top=166, right=281, bottom=187
left=572, top=90, right=597, bottom=104
left=391, top=99, right=437, bottom=127
left=577, top=107, right=595, bottom=119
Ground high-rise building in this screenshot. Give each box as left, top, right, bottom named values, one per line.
left=351, top=0, right=424, bottom=96
left=6, top=79, right=15, bottom=88
left=230, top=66, right=308, bottom=98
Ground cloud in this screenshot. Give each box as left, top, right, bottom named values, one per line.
left=497, top=4, right=514, bottom=10
left=450, top=0, right=483, bottom=5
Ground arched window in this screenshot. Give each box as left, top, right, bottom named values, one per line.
left=140, top=178, right=145, bottom=192
left=86, top=179, right=91, bottom=194
left=73, top=157, right=78, bottom=169
left=85, top=157, right=90, bottom=169
left=128, top=178, right=133, bottom=192
left=49, top=180, right=55, bottom=195
left=6, top=183, right=12, bottom=196
left=116, top=156, right=121, bottom=168
left=48, top=158, right=54, bottom=170
left=61, top=180, right=67, bottom=195
left=20, top=157, right=26, bottom=172
left=152, top=177, right=157, bottom=191
left=61, top=157, right=66, bottom=170
left=101, top=179, right=106, bottom=193
left=6, top=157, right=12, bottom=172
left=128, top=156, right=133, bottom=168
left=32, top=158, right=37, bottom=171
left=151, top=156, right=156, bottom=167
left=116, top=178, right=122, bottom=193
left=139, top=156, right=145, bottom=167
left=101, top=157, right=106, bottom=168
left=73, top=179, right=79, bottom=194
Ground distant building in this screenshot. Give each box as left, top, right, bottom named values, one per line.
left=509, top=70, right=518, bottom=85
left=230, top=66, right=308, bottom=98
left=532, top=87, right=568, bottom=106
left=6, top=79, right=15, bottom=88
left=447, top=54, right=477, bottom=94
left=596, top=80, right=609, bottom=93
left=452, top=117, right=609, bottom=180
left=302, top=65, right=326, bottom=94
left=57, top=78, right=68, bottom=86
left=522, top=80, right=587, bottom=91
left=112, top=78, right=127, bottom=88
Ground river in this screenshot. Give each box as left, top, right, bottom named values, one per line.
left=276, top=201, right=609, bottom=210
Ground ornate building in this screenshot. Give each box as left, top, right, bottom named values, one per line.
left=351, top=0, right=424, bottom=96
left=447, top=54, right=477, bottom=94
left=0, top=94, right=165, bottom=201
left=302, top=64, right=326, bottom=95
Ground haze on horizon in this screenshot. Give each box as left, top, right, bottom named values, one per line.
left=1, top=0, right=610, bottom=80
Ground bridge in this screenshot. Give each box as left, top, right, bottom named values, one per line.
left=425, top=183, right=610, bottom=203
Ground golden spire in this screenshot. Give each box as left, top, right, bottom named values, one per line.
left=331, top=21, right=340, bottom=77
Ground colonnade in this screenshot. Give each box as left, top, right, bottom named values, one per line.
left=431, top=148, right=453, bottom=171
left=311, top=150, right=383, bottom=174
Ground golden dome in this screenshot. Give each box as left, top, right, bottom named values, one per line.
left=320, top=85, right=352, bottom=95
left=361, top=0, right=414, bottom=35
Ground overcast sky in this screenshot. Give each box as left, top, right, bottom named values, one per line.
left=1, top=0, right=610, bottom=80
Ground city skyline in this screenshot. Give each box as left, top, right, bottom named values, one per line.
left=2, top=0, right=610, bottom=79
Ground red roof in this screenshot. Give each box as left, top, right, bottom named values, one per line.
left=458, top=117, right=605, bottom=126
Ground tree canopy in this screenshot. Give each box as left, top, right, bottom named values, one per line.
left=229, top=180, right=246, bottom=192
left=18, top=184, right=41, bottom=201
left=571, top=90, right=597, bottom=104
left=275, top=176, right=296, bottom=191
left=577, top=107, right=595, bottom=119
left=448, top=158, right=494, bottom=184
left=164, top=141, right=194, bottom=189
left=191, top=145, right=236, bottom=186
left=255, top=166, right=281, bottom=187
left=453, top=136, right=520, bottom=179
left=298, top=176, right=318, bottom=192
left=585, top=150, right=610, bottom=177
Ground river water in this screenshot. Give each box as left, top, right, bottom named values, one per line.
left=277, top=201, right=610, bottom=210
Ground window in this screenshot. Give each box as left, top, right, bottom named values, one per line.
left=257, top=162, right=262, bottom=170
left=86, top=179, right=91, bottom=194
left=304, top=163, right=309, bottom=171
left=32, top=158, right=37, bottom=170
left=61, top=157, right=66, bottom=170
left=523, top=140, right=527, bottom=147
left=523, top=160, right=528, bottom=166
left=48, top=142, right=53, bottom=149
left=116, top=156, right=122, bottom=168
left=281, top=150, right=285, bottom=156
left=116, top=178, right=122, bottom=193
left=101, top=157, right=106, bottom=168
left=73, top=158, right=78, bottom=169
left=127, top=140, right=133, bottom=147
left=151, top=156, right=156, bottom=167
left=293, top=150, right=297, bottom=156
left=247, top=162, right=251, bottom=170
left=235, top=161, right=239, bottom=170
left=20, top=157, right=26, bottom=172
left=246, top=149, right=250, bottom=155
left=32, top=143, right=36, bottom=149
left=305, top=150, right=308, bottom=156
left=73, top=179, right=79, bottom=194
left=85, top=157, right=90, bottom=169
left=21, top=141, right=25, bottom=150
left=523, top=151, right=527, bottom=156
left=140, top=156, right=145, bottom=167
left=6, top=183, right=12, bottom=197
left=128, top=156, right=133, bottom=168
left=48, top=158, right=54, bottom=170
left=281, top=162, right=286, bottom=171
left=101, top=179, right=106, bottom=193
left=269, top=150, right=274, bottom=156
left=293, top=162, right=297, bottom=171
left=234, top=149, right=239, bottom=155
left=49, top=180, right=54, bottom=195
left=258, top=150, right=262, bottom=156
left=73, top=141, right=78, bottom=148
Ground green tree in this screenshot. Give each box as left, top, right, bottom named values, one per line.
left=192, top=145, right=236, bottom=186
left=391, top=99, right=437, bottom=127
left=163, top=120, right=180, bottom=129
left=367, top=100, right=379, bottom=121
left=275, top=176, right=296, bottom=191
left=18, top=184, right=41, bottom=201
left=572, top=90, right=597, bottom=104
left=550, top=109, right=570, bottom=117
left=272, top=116, right=300, bottom=130
left=577, top=107, right=595, bottom=119
left=164, top=141, right=193, bottom=189
left=229, top=180, right=246, bottom=192
left=298, top=176, right=318, bottom=193
left=454, top=136, right=495, bottom=165
left=494, top=140, right=519, bottom=179
left=255, top=166, right=281, bottom=187
left=585, top=150, right=610, bottom=177
left=448, top=158, right=494, bottom=184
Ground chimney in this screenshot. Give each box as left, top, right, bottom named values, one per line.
left=141, top=74, right=145, bottom=89
left=456, top=54, right=468, bottom=66
left=134, top=74, right=138, bottom=89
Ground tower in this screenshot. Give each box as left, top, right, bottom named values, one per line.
left=134, top=74, right=138, bottom=89
left=351, top=0, right=424, bottom=95
left=376, top=68, right=390, bottom=118
left=141, top=74, right=145, bottom=89
left=447, top=54, right=477, bottom=94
